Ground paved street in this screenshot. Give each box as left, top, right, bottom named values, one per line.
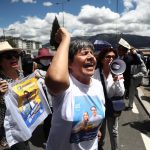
left=103, top=76, right=150, bottom=150
left=137, top=77, right=150, bottom=117
left=104, top=96, right=150, bottom=150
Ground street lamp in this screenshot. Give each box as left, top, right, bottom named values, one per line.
left=55, top=0, right=70, bottom=27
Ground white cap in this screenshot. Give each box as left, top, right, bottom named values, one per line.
left=118, top=38, right=131, bottom=50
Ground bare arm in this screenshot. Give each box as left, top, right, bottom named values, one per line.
left=45, top=27, right=71, bottom=95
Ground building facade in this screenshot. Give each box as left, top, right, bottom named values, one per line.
left=0, top=36, right=42, bottom=54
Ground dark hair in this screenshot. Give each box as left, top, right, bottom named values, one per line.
left=69, top=39, right=94, bottom=61
left=90, top=106, right=97, bottom=110
left=118, top=45, right=128, bottom=52
left=24, top=90, right=30, bottom=94
left=21, top=53, right=33, bottom=77
left=0, top=54, right=3, bottom=64
left=96, top=47, right=118, bottom=68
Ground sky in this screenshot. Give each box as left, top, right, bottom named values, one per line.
left=0, top=0, right=150, bottom=44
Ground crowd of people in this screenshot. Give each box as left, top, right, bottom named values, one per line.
left=0, top=27, right=148, bottom=150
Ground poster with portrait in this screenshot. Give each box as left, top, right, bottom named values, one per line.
left=12, top=74, right=44, bottom=127
left=4, top=73, right=51, bottom=147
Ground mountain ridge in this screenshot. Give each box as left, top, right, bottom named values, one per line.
left=72, top=33, right=150, bottom=49
left=43, top=34, right=150, bottom=50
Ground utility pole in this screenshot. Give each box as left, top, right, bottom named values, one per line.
left=116, top=0, right=119, bottom=49
left=55, top=0, right=70, bottom=27
left=3, top=29, right=6, bottom=41
left=2, top=28, right=15, bottom=41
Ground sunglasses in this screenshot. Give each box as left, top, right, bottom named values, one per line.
left=105, top=55, right=116, bottom=59
left=1, top=52, right=20, bottom=60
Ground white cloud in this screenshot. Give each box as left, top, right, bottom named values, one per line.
left=22, top=0, right=36, bottom=3
left=11, top=0, right=36, bottom=3
left=78, top=5, right=119, bottom=24
left=123, top=0, right=135, bottom=11
left=11, top=0, right=19, bottom=2
left=119, top=0, right=150, bottom=35
left=1, top=0, right=150, bottom=44
left=43, top=2, right=53, bottom=7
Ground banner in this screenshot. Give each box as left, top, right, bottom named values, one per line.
left=4, top=73, right=51, bottom=147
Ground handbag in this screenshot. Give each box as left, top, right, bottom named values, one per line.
left=110, top=96, right=125, bottom=117
left=110, top=96, right=125, bottom=112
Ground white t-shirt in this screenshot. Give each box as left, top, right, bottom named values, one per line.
left=46, top=74, right=105, bottom=150
left=93, top=69, right=125, bottom=98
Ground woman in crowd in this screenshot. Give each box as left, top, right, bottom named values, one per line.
left=94, top=47, right=125, bottom=150
left=0, top=41, right=30, bottom=150
left=33, top=47, right=54, bottom=141
left=45, top=27, right=105, bottom=150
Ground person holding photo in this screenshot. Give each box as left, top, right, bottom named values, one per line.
left=0, top=41, right=30, bottom=149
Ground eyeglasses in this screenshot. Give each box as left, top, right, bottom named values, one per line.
left=105, top=55, right=116, bottom=59
left=1, top=52, right=20, bottom=60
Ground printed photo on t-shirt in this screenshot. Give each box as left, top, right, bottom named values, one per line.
left=70, top=95, right=105, bottom=143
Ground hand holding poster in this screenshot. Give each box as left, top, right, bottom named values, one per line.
left=4, top=73, right=51, bottom=147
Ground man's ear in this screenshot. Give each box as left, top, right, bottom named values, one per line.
left=68, top=60, right=72, bottom=70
